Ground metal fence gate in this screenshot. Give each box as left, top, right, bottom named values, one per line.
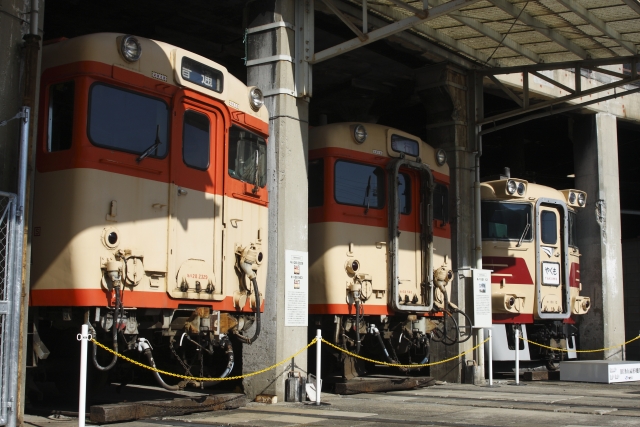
left=0, top=193, right=18, bottom=425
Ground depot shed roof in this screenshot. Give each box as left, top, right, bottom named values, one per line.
left=319, top=0, right=640, bottom=68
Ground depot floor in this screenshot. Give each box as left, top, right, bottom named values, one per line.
left=24, top=379, right=640, bottom=426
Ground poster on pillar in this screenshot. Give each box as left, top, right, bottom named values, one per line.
left=472, top=269, right=492, bottom=328
left=285, top=250, right=309, bottom=326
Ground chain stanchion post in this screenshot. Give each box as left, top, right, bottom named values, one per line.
left=488, top=328, right=493, bottom=387
left=316, top=329, right=322, bottom=405
left=77, top=324, right=92, bottom=427
left=515, top=329, right=520, bottom=386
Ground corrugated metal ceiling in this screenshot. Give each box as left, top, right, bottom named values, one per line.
left=345, top=0, right=640, bottom=67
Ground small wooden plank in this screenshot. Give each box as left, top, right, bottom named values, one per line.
left=90, top=393, right=247, bottom=423
left=255, top=394, right=278, bottom=404
left=522, top=370, right=560, bottom=381
left=333, top=376, right=434, bottom=395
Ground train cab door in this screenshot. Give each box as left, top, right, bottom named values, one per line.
left=535, top=199, right=570, bottom=319
left=388, top=159, right=434, bottom=313
left=167, top=95, right=225, bottom=301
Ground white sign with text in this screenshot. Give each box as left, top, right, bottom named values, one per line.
left=472, top=269, right=493, bottom=328
left=285, top=250, right=309, bottom=326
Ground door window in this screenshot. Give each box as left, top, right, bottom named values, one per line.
left=48, top=81, right=75, bottom=152
left=541, top=210, right=558, bottom=245
left=182, top=110, right=210, bottom=170
left=398, top=173, right=411, bottom=215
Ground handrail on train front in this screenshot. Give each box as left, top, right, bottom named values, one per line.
left=387, top=158, right=435, bottom=313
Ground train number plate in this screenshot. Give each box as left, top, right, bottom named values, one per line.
left=542, top=262, right=560, bottom=285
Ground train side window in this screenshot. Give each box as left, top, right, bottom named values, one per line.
left=309, top=159, right=324, bottom=207
left=88, top=83, right=169, bottom=158
left=334, top=161, right=385, bottom=209
left=182, top=110, right=210, bottom=170
left=433, top=183, right=449, bottom=223
left=228, top=125, right=267, bottom=187
left=48, top=81, right=75, bottom=152
left=481, top=201, right=532, bottom=241
left=541, top=210, right=557, bottom=245
left=568, top=211, right=577, bottom=248
left=398, top=173, right=411, bottom=215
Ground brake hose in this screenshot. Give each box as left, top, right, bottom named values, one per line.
left=92, top=285, right=120, bottom=371
left=235, top=277, right=261, bottom=344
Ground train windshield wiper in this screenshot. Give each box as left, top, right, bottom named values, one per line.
left=136, top=125, right=162, bottom=163
left=516, top=213, right=530, bottom=247
left=363, top=175, right=372, bottom=214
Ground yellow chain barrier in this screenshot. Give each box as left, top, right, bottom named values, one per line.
left=91, top=337, right=316, bottom=381
left=92, top=335, right=491, bottom=380
left=519, top=334, right=640, bottom=353
left=321, top=337, right=490, bottom=368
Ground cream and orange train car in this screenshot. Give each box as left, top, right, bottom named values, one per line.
left=481, top=177, right=590, bottom=368
left=30, top=33, right=269, bottom=387
left=308, top=123, right=467, bottom=376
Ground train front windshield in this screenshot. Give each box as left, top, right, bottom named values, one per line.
left=481, top=201, right=532, bottom=241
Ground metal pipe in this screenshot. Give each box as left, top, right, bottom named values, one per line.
left=78, top=324, right=89, bottom=427
left=488, top=328, right=493, bottom=386
left=474, top=77, right=485, bottom=381
left=201, top=335, right=235, bottom=388
left=30, top=0, right=39, bottom=35
left=143, top=347, right=180, bottom=391
left=316, top=329, right=322, bottom=405
left=371, top=326, right=394, bottom=363
left=515, top=328, right=520, bottom=385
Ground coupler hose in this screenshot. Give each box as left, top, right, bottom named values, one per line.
left=236, top=277, right=261, bottom=345
left=355, top=299, right=361, bottom=354
left=202, top=335, right=235, bottom=387
left=371, top=326, right=394, bottom=364
left=92, top=285, right=120, bottom=371
left=137, top=338, right=180, bottom=391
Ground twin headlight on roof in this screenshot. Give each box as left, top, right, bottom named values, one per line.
left=505, top=179, right=527, bottom=197
left=561, top=189, right=587, bottom=207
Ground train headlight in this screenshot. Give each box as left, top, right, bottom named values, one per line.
left=120, top=35, right=142, bottom=62
left=569, top=191, right=576, bottom=204
left=435, top=148, right=447, bottom=166
left=345, top=259, right=360, bottom=275
left=577, top=192, right=586, bottom=207
left=517, top=182, right=526, bottom=196
left=506, top=179, right=517, bottom=195
left=249, top=87, right=264, bottom=111
left=353, top=124, right=367, bottom=144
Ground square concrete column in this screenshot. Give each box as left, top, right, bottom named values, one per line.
left=573, top=113, right=625, bottom=360
left=243, top=0, right=310, bottom=400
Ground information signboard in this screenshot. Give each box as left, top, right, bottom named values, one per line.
left=285, top=250, right=308, bottom=326
left=472, top=269, right=493, bottom=328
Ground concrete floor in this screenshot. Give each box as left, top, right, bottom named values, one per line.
left=23, top=379, right=640, bottom=426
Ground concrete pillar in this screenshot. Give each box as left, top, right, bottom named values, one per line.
left=573, top=113, right=625, bottom=360
left=244, top=0, right=309, bottom=399
left=417, top=64, right=476, bottom=383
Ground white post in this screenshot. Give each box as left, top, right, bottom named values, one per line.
left=316, top=329, right=322, bottom=405
left=77, top=324, right=91, bottom=427
left=488, top=328, right=493, bottom=386
left=515, top=328, right=520, bottom=386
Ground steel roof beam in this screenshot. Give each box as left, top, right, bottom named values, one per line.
left=477, top=54, right=640, bottom=75
left=428, top=0, right=540, bottom=63
left=363, top=1, right=498, bottom=66
left=556, top=0, right=636, bottom=55
left=328, top=0, right=485, bottom=68
left=310, top=0, right=483, bottom=64
left=321, top=0, right=368, bottom=41
left=487, top=0, right=589, bottom=59
left=621, top=0, right=640, bottom=16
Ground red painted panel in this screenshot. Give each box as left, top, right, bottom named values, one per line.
left=569, top=262, right=580, bottom=288
left=483, top=256, right=534, bottom=285
left=30, top=288, right=264, bottom=312
left=492, top=313, right=535, bottom=324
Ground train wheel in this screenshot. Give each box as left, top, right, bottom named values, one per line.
left=545, top=350, right=564, bottom=371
